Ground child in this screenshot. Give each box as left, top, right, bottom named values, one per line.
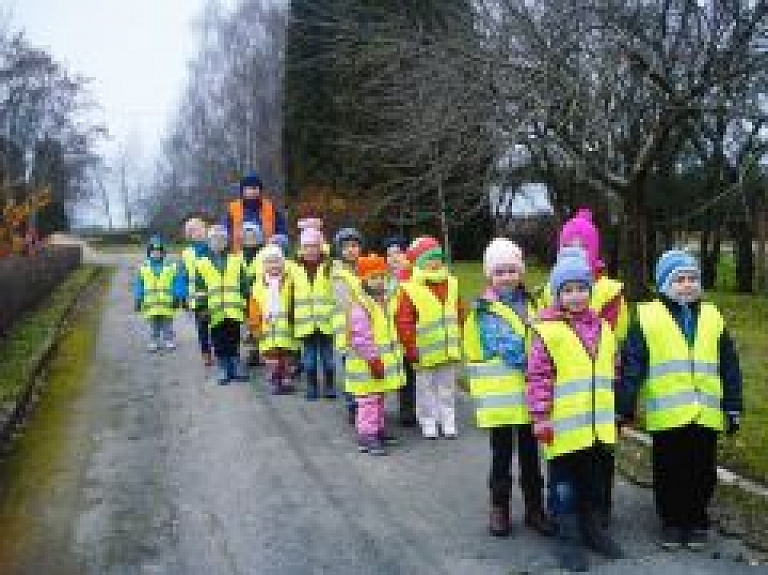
left=463, top=238, right=554, bottom=538
left=249, top=244, right=298, bottom=394
left=395, top=236, right=464, bottom=439
left=617, top=249, right=743, bottom=551
left=181, top=217, right=213, bottom=366
left=384, top=235, right=417, bottom=428
left=331, top=227, right=366, bottom=423
left=293, top=222, right=336, bottom=400
left=242, top=221, right=266, bottom=367
left=196, top=225, right=251, bottom=385
left=347, top=254, right=406, bottom=455
left=527, top=247, right=623, bottom=572
left=135, top=236, right=185, bottom=352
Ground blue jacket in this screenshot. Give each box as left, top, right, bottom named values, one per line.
left=134, top=257, right=187, bottom=305
left=474, top=288, right=531, bottom=370
left=617, top=296, right=743, bottom=419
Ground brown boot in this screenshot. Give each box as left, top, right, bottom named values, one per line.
left=523, top=489, right=556, bottom=537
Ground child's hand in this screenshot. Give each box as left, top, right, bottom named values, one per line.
left=533, top=421, right=554, bottom=445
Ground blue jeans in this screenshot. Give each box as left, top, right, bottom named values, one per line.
left=548, top=443, right=613, bottom=516
left=301, top=333, right=334, bottom=375
left=149, top=317, right=174, bottom=343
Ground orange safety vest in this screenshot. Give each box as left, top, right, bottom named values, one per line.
left=228, top=198, right=276, bottom=252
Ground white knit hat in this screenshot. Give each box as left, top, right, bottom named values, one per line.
left=483, top=237, right=525, bottom=277
left=261, top=244, right=284, bottom=263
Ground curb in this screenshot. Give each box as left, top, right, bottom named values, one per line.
left=0, top=267, right=100, bottom=446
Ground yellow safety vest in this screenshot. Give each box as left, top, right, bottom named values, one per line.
left=401, top=275, right=461, bottom=369
left=196, top=254, right=246, bottom=327
left=330, top=261, right=365, bottom=352
left=251, top=278, right=298, bottom=352
left=463, top=300, right=535, bottom=427
left=535, top=276, right=628, bottom=343
left=533, top=319, right=617, bottom=459
left=139, top=262, right=177, bottom=318
left=181, top=246, right=203, bottom=310
left=293, top=261, right=334, bottom=338
left=345, top=293, right=405, bottom=395
left=637, top=300, right=725, bottom=432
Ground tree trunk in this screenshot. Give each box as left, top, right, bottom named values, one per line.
left=621, top=186, right=650, bottom=300
left=733, top=219, right=754, bottom=293
left=756, top=196, right=767, bottom=293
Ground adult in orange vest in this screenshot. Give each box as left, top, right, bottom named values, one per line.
left=226, top=171, right=288, bottom=252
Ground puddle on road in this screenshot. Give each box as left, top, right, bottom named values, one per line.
left=0, top=273, right=108, bottom=574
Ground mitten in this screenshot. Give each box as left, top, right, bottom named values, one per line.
left=533, top=420, right=554, bottom=445
left=726, top=412, right=741, bottom=435
left=369, top=358, right=386, bottom=379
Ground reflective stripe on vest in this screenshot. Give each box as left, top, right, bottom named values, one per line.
left=196, top=255, right=245, bottom=326
left=293, top=262, right=334, bottom=337
left=462, top=300, right=535, bottom=427
left=401, top=276, right=461, bottom=369
left=533, top=319, right=617, bottom=459
left=637, top=300, right=725, bottom=432
left=181, top=247, right=200, bottom=310
left=344, top=293, right=405, bottom=395
left=251, top=279, right=298, bottom=352
left=330, top=263, right=364, bottom=351
left=139, top=263, right=176, bottom=318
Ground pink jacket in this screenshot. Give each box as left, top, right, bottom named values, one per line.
left=349, top=304, right=379, bottom=362
left=526, top=307, right=604, bottom=424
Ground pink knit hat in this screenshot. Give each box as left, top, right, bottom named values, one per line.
left=300, top=226, right=324, bottom=246
left=558, top=208, right=603, bottom=273
left=297, top=217, right=324, bottom=231
left=483, top=237, right=524, bottom=277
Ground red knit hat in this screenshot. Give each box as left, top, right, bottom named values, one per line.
left=406, top=236, right=443, bottom=265
left=357, top=253, right=388, bottom=280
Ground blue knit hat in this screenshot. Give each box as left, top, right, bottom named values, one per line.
left=382, top=235, right=409, bottom=252
left=270, top=233, right=290, bottom=255
left=240, top=171, right=263, bottom=193
left=146, top=235, right=166, bottom=257
left=333, top=227, right=363, bottom=255
left=549, top=246, right=593, bottom=299
left=655, top=249, right=700, bottom=296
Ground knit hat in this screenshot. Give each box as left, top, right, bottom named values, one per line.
left=357, top=253, right=388, bottom=280
left=655, top=249, right=700, bottom=296
left=261, top=244, right=284, bottom=263
left=298, top=217, right=324, bottom=231
left=183, top=218, right=207, bottom=241
left=382, top=235, right=408, bottom=252
left=146, top=235, right=166, bottom=256
left=300, top=226, right=324, bottom=247
left=270, top=233, right=290, bottom=255
left=207, top=224, right=228, bottom=240
left=549, top=246, right=593, bottom=299
left=333, top=227, right=363, bottom=255
left=483, top=237, right=525, bottom=277
left=558, top=208, right=603, bottom=273
left=407, top=236, right=443, bottom=267
left=239, top=171, right=262, bottom=193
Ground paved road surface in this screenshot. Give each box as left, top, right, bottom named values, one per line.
left=0, top=251, right=764, bottom=574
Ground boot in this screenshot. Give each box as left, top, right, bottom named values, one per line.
left=555, top=514, right=589, bottom=572
left=323, top=369, right=337, bottom=399
left=489, top=490, right=511, bottom=537
left=582, top=508, right=624, bottom=560
left=305, top=371, right=319, bottom=401
left=230, top=356, right=250, bottom=382
left=216, top=357, right=230, bottom=385
left=202, top=350, right=214, bottom=367
left=398, top=385, right=417, bottom=427
left=523, top=488, right=556, bottom=537
left=345, top=393, right=357, bottom=424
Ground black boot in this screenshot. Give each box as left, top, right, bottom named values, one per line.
left=523, top=487, right=556, bottom=537
left=323, top=369, right=337, bottom=399
left=305, top=370, right=319, bottom=401
left=582, top=508, right=624, bottom=560
left=555, top=514, right=589, bottom=572
left=398, top=383, right=417, bottom=427
left=489, top=489, right=511, bottom=537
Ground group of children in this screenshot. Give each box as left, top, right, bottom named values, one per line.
left=134, top=205, right=744, bottom=573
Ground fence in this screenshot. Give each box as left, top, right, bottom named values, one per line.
left=0, top=245, right=83, bottom=337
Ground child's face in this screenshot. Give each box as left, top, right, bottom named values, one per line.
left=365, top=273, right=388, bottom=293
left=670, top=271, right=701, bottom=303
left=423, top=258, right=443, bottom=271
left=302, top=243, right=322, bottom=261
left=341, top=240, right=361, bottom=263
left=563, top=237, right=585, bottom=250
left=559, top=281, right=590, bottom=312
left=491, top=265, right=522, bottom=291
left=264, top=258, right=284, bottom=276
left=209, top=235, right=228, bottom=253
left=149, top=249, right=164, bottom=260
left=386, top=246, right=407, bottom=269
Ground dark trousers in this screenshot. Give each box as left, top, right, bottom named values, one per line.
left=398, top=359, right=416, bottom=416
left=194, top=310, right=211, bottom=354
left=652, top=424, right=717, bottom=530
left=489, top=424, right=545, bottom=505
left=210, top=319, right=242, bottom=359
left=548, top=443, right=614, bottom=517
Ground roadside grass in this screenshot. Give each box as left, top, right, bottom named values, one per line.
left=0, top=265, right=107, bottom=407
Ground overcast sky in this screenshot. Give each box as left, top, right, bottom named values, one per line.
left=8, top=0, right=217, bottom=161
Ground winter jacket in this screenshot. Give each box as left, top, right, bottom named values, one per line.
left=526, top=307, right=607, bottom=425
left=475, top=286, right=532, bottom=369
left=394, top=277, right=467, bottom=362
left=349, top=304, right=382, bottom=371
left=134, top=257, right=187, bottom=306
left=223, top=197, right=288, bottom=239
left=616, top=296, right=743, bottom=419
